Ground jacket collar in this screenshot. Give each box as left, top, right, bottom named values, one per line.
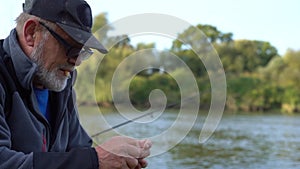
left=2, top=29, right=74, bottom=92
left=3, top=29, right=37, bottom=90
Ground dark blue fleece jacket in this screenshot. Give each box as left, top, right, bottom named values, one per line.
left=0, top=29, right=99, bottom=169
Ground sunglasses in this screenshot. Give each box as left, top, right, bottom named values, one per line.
left=39, top=21, right=93, bottom=60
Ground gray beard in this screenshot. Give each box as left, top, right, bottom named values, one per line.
left=30, top=38, right=68, bottom=92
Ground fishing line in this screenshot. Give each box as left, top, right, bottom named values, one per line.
left=91, top=95, right=198, bottom=138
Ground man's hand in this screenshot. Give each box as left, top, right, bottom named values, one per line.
left=95, top=136, right=152, bottom=169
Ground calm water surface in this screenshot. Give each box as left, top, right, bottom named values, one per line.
left=78, top=107, right=300, bottom=169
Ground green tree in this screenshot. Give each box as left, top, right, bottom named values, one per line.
left=130, top=73, right=179, bottom=106
left=95, top=41, right=135, bottom=103
left=75, top=13, right=111, bottom=105
left=280, top=50, right=300, bottom=88
left=257, top=49, right=300, bottom=113
left=91, top=13, right=111, bottom=36
left=278, top=50, right=300, bottom=113
left=216, top=40, right=278, bottom=74
left=195, top=24, right=233, bottom=43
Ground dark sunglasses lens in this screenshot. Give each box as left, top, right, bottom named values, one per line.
left=67, top=48, right=81, bottom=58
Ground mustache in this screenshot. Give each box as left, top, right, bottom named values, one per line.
left=58, top=63, right=75, bottom=72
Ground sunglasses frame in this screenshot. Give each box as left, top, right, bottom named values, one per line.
left=39, top=21, right=93, bottom=60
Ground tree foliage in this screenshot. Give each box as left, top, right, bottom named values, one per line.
left=216, top=40, right=278, bottom=74
left=75, top=13, right=300, bottom=114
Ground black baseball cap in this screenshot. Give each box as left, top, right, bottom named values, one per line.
left=23, top=0, right=108, bottom=54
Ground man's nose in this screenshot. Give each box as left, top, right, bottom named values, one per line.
left=67, top=57, right=82, bottom=66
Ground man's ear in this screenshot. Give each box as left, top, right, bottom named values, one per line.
left=23, top=19, right=39, bottom=47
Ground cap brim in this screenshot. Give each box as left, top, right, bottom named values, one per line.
left=57, top=23, right=108, bottom=54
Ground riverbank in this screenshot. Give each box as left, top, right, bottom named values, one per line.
left=77, top=102, right=300, bottom=115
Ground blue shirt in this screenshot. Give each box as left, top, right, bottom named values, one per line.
left=33, top=87, right=49, bottom=121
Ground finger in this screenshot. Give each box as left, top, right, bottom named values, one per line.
left=140, top=141, right=151, bottom=158
left=125, top=157, right=139, bottom=169
left=140, top=148, right=150, bottom=159
left=139, top=139, right=152, bottom=149
left=134, top=163, right=142, bottom=169
left=138, top=158, right=148, bottom=168
left=118, top=136, right=142, bottom=146
left=135, top=140, right=152, bottom=158
left=123, top=137, right=152, bottom=149
left=126, top=145, right=151, bottom=159
left=126, top=144, right=142, bottom=158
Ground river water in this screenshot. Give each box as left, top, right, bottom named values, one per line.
left=78, top=106, right=300, bottom=169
